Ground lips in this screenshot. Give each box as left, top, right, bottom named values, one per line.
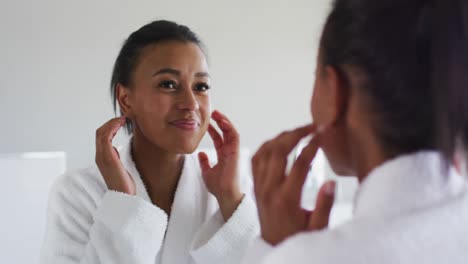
left=170, top=119, right=200, bottom=130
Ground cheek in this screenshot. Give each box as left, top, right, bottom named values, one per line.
left=311, top=83, right=323, bottom=124
left=200, top=95, right=211, bottom=113
left=132, top=92, right=171, bottom=129
left=144, top=95, right=170, bottom=116
left=198, top=95, right=211, bottom=125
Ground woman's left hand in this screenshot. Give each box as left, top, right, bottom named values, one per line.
left=252, top=124, right=336, bottom=245
left=198, top=110, right=244, bottom=221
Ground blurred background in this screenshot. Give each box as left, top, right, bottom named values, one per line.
left=0, top=0, right=357, bottom=262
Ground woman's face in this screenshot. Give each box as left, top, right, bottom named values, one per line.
left=123, top=41, right=211, bottom=154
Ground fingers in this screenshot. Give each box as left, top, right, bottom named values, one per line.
left=95, top=116, right=126, bottom=165
left=250, top=124, right=328, bottom=243
left=252, top=141, right=270, bottom=193
left=252, top=124, right=318, bottom=207
left=113, top=147, right=121, bottom=159
left=252, top=145, right=272, bottom=198
left=211, top=110, right=240, bottom=146
left=207, top=124, right=224, bottom=153
left=307, top=181, right=336, bottom=231
left=262, top=151, right=288, bottom=197
left=284, top=136, right=320, bottom=200
left=198, top=152, right=212, bottom=174
left=96, top=116, right=126, bottom=143
left=94, top=117, right=136, bottom=195
left=252, top=124, right=317, bottom=194
left=274, top=124, right=317, bottom=156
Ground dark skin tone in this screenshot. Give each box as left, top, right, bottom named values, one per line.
left=131, top=130, right=185, bottom=214
left=96, top=41, right=243, bottom=220
left=252, top=47, right=393, bottom=245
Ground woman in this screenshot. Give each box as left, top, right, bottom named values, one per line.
left=243, top=0, right=468, bottom=263
left=40, top=20, right=259, bottom=264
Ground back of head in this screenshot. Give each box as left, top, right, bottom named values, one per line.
left=321, top=0, right=468, bottom=164
left=430, top=0, right=468, bottom=167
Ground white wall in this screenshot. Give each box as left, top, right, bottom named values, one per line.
left=1, top=3, right=359, bottom=260
left=0, top=0, right=331, bottom=170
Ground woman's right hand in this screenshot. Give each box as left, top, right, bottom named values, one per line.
left=251, top=124, right=335, bottom=245
left=95, top=116, right=136, bottom=195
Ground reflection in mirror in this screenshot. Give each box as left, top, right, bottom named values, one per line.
left=2, top=1, right=358, bottom=263
left=37, top=20, right=260, bottom=264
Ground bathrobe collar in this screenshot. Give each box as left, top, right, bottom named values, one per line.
left=119, top=138, right=209, bottom=263
left=353, top=151, right=467, bottom=219
left=120, top=139, right=151, bottom=203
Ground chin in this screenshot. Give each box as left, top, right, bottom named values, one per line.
left=177, top=146, right=197, bottom=154
left=170, top=140, right=201, bottom=154
left=330, top=164, right=352, bottom=176
left=327, top=157, right=357, bottom=177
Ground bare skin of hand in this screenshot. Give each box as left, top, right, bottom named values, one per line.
left=95, top=116, right=136, bottom=195
left=198, top=110, right=244, bottom=221
left=251, top=124, right=336, bottom=245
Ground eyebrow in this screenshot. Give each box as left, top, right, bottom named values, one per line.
left=152, top=68, right=210, bottom=78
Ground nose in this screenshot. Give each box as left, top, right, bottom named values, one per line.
left=177, top=88, right=199, bottom=111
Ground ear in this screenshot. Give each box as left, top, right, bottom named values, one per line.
left=321, top=65, right=348, bottom=126
left=116, top=84, right=134, bottom=118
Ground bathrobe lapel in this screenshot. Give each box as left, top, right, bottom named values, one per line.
left=121, top=142, right=206, bottom=263
left=121, top=142, right=153, bottom=204
left=159, top=155, right=208, bottom=263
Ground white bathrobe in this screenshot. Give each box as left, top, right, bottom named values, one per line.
left=243, top=151, right=468, bottom=264
left=40, top=141, right=259, bottom=264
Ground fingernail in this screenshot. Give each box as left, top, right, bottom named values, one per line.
left=324, top=181, right=336, bottom=195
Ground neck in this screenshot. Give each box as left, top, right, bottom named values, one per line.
left=348, top=128, right=390, bottom=183
left=131, top=129, right=185, bottom=214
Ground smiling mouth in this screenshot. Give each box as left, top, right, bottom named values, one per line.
left=170, top=119, right=200, bottom=130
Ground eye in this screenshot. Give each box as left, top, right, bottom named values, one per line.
left=159, top=80, right=177, bottom=90
left=195, top=82, right=210, bottom=92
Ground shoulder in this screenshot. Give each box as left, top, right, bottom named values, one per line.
left=52, top=165, right=106, bottom=197
left=264, top=219, right=389, bottom=264
left=48, top=165, right=107, bottom=216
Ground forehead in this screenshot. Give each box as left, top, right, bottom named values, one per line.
left=136, top=41, right=209, bottom=74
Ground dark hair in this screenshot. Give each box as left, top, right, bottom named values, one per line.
left=110, top=20, right=204, bottom=133
left=321, top=0, right=468, bottom=161
left=431, top=1, right=468, bottom=163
